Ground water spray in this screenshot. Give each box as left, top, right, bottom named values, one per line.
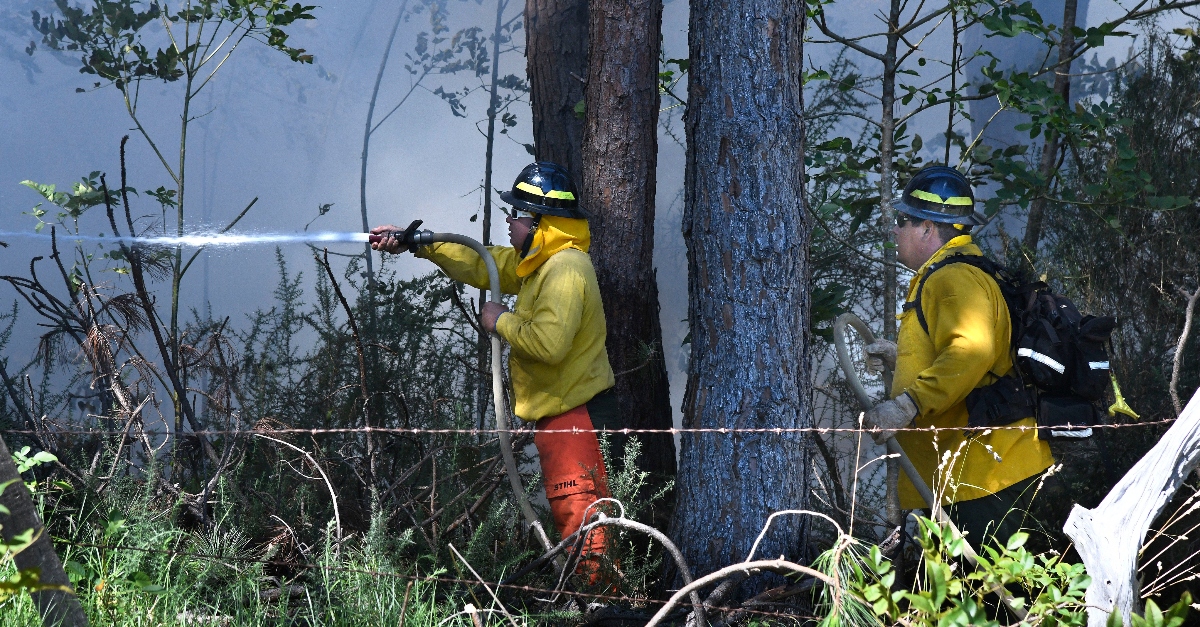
left=0, top=229, right=374, bottom=248
left=1, top=222, right=556, bottom=555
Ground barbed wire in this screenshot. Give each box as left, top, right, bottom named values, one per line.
left=0, top=417, right=1177, bottom=438
left=55, top=540, right=822, bottom=622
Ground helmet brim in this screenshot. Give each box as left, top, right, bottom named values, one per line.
left=500, top=191, right=591, bottom=219
left=896, top=200, right=986, bottom=226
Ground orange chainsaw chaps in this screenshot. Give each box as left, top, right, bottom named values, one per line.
left=535, top=404, right=611, bottom=560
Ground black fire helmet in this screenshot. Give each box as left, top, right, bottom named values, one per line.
left=896, top=165, right=985, bottom=226
left=499, top=162, right=590, bottom=219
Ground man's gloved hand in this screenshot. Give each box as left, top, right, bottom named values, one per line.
left=369, top=220, right=424, bottom=253
left=864, top=339, right=898, bottom=374
left=864, top=392, right=918, bottom=445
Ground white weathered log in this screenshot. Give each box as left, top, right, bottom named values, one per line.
left=1064, top=386, right=1200, bottom=627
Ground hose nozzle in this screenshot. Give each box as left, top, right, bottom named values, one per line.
left=368, top=220, right=427, bottom=251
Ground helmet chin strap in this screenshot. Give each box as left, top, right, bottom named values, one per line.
left=518, top=214, right=542, bottom=258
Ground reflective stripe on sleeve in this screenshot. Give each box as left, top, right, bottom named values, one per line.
left=1017, top=348, right=1066, bottom=374
left=1088, top=361, right=1110, bottom=370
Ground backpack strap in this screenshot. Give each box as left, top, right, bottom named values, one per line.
left=902, top=254, right=999, bottom=336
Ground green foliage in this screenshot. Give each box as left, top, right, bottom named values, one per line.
left=1038, top=28, right=1200, bottom=427
left=659, top=56, right=688, bottom=107
left=593, top=435, right=673, bottom=595
left=19, top=174, right=114, bottom=232
left=31, top=0, right=315, bottom=91
left=0, top=451, right=71, bottom=611
left=0, top=476, right=459, bottom=625
left=803, top=52, right=883, bottom=343
left=10, top=447, right=57, bottom=476
left=850, top=518, right=1093, bottom=627
left=1118, top=593, right=1194, bottom=627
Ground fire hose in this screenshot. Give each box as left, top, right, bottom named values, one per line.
left=371, top=225, right=555, bottom=554
left=833, top=313, right=1027, bottom=618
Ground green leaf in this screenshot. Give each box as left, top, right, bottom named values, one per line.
left=803, top=69, right=830, bottom=85
left=104, top=510, right=127, bottom=538
left=1006, top=531, right=1029, bottom=551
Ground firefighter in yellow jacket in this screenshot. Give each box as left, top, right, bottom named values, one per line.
left=371, top=162, right=617, bottom=572
left=864, top=166, right=1055, bottom=547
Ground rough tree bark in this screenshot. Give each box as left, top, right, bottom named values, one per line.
left=579, top=0, right=678, bottom=512
left=0, top=435, right=88, bottom=626
left=524, top=0, right=588, bottom=177
left=675, top=0, right=811, bottom=597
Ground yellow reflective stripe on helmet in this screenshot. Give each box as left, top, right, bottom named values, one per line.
left=910, top=189, right=973, bottom=205
left=516, top=181, right=576, bottom=201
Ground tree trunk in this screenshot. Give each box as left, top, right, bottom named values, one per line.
left=580, top=0, right=677, bottom=521
left=0, top=436, right=89, bottom=626
left=880, top=0, right=901, bottom=342
left=478, top=0, right=509, bottom=433
left=1022, top=0, right=1077, bottom=255
left=675, top=0, right=810, bottom=598
left=525, top=0, right=588, bottom=177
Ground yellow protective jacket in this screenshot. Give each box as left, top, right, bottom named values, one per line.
left=892, top=235, right=1055, bottom=508
left=415, top=217, right=615, bottom=421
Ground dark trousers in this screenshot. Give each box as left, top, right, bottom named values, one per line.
left=946, top=474, right=1047, bottom=550
left=584, top=388, right=625, bottom=473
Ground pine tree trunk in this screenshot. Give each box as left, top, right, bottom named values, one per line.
left=0, top=436, right=88, bottom=626
left=524, top=0, right=588, bottom=177
left=580, top=0, right=678, bottom=519
left=675, top=0, right=811, bottom=597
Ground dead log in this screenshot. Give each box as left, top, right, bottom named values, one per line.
left=0, top=434, right=88, bottom=626
left=1064, top=387, right=1200, bottom=627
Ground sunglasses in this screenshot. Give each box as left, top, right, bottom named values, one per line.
left=895, top=213, right=921, bottom=228
left=500, top=206, right=536, bottom=219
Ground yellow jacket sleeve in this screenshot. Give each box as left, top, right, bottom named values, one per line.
left=415, top=242, right=523, bottom=295
left=906, top=266, right=1001, bottom=417
left=494, top=258, right=585, bottom=365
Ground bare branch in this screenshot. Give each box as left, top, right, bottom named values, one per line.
left=1170, top=284, right=1200, bottom=415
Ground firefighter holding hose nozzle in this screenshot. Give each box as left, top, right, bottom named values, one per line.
left=372, top=162, right=619, bottom=583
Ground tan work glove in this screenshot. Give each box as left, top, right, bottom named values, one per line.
left=864, top=392, right=918, bottom=445
left=864, top=339, right=898, bottom=374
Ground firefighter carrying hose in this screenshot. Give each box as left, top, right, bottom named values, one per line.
left=371, top=162, right=619, bottom=581
left=863, top=165, right=1056, bottom=547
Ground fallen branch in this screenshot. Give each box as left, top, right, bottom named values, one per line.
left=497, top=499, right=706, bottom=624
left=644, top=559, right=837, bottom=627
left=1064, top=386, right=1200, bottom=627
left=252, top=433, right=342, bottom=546
left=1170, top=284, right=1200, bottom=416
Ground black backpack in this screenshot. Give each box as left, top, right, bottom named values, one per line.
left=906, top=254, right=1116, bottom=439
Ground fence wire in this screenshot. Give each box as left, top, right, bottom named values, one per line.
left=0, top=417, right=1176, bottom=438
